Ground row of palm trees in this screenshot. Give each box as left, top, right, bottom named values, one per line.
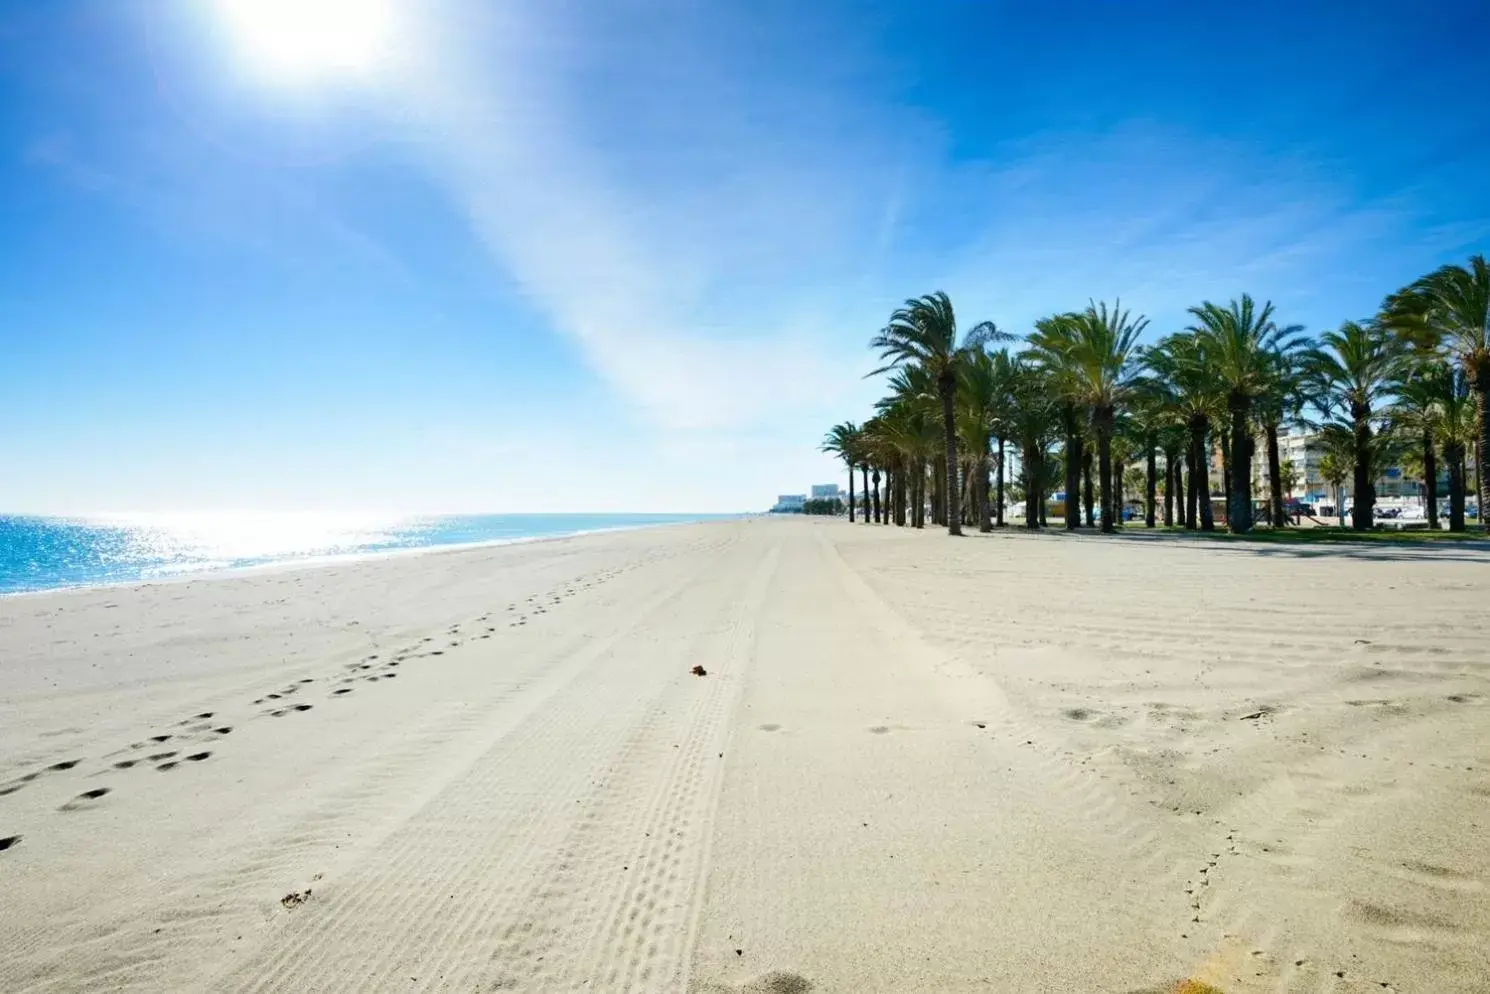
left=822, top=254, right=1490, bottom=536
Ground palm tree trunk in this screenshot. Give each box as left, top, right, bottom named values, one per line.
left=963, top=457, right=976, bottom=528
left=1082, top=449, right=1095, bottom=528
left=1113, top=455, right=1125, bottom=530
left=1145, top=435, right=1157, bottom=528
left=1023, top=444, right=1040, bottom=530
left=1265, top=424, right=1284, bottom=528
left=897, top=463, right=907, bottom=526
left=1423, top=428, right=1438, bottom=529
left=861, top=466, right=871, bottom=524
left=1063, top=409, right=1081, bottom=530
left=871, top=468, right=881, bottom=523
left=1095, top=409, right=1114, bottom=534
left=846, top=465, right=856, bottom=522
left=1475, top=375, right=1490, bottom=533
left=1191, top=416, right=1214, bottom=531
left=938, top=377, right=963, bottom=536
left=977, top=437, right=992, bottom=532
left=905, top=461, right=917, bottom=533
left=1225, top=398, right=1251, bottom=534
left=1163, top=452, right=1175, bottom=526
left=1219, top=432, right=1231, bottom=524
left=995, top=437, right=1006, bottom=527
left=1352, top=403, right=1374, bottom=530
left=1448, top=443, right=1466, bottom=531
left=1184, top=441, right=1197, bottom=529
left=1171, top=451, right=1183, bottom=527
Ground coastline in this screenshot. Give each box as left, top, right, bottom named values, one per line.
left=0, top=513, right=743, bottom=600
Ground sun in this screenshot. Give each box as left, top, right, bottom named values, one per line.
left=215, top=0, right=395, bottom=82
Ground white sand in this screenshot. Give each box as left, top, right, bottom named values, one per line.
left=1, top=518, right=1487, bottom=993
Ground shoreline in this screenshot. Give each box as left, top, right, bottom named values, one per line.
left=0, top=514, right=743, bottom=600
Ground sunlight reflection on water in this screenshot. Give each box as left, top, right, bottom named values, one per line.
left=0, top=512, right=725, bottom=594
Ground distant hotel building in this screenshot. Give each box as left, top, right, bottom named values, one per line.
left=1251, top=430, right=1423, bottom=502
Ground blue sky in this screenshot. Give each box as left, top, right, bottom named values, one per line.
left=2, top=0, right=1486, bottom=514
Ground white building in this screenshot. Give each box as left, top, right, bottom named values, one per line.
left=772, top=494, right=807, bottom=512
left=810, top=484, right=842, bottom=500
left=1252, top=430, right=1422, bottom=503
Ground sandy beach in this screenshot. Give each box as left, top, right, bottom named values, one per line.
left=1, top=517, right=1487, bottom=993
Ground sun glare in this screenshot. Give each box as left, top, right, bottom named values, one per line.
left=215, top=0, right=395, bottom=81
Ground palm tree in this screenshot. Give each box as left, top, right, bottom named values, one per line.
left=1187, top=295, right=1305, bottom=533
left=957, top=348, right=1014, bottom=532
left=820, top=422, right=862, bottom=523
left=1434, top=366, right=1477, bottom=531
left=1389, top=362, right=1455, bottom=529
left=1028, top=302, right=1148, bottom=533
left=1303, top=321, right=1405, bottom=529
left=1254, top=349, right=1311, bottom=527
left=1318, top=442, right=1352, bottom=527
left=860, top=414, right=896, bottom=525
left=1028, top=318, right=1087, bottom=531
left=1144, top=333, right=1220, bottom=530
left=874, top=370, right=945, bottom=530
left=986, top=349, right=1018, bottom=527
left=1157, top=422, right=1187, bottom=526
left=1004, top=358, right=1058, bottom=529
left=1385, top=256, right=1490, bottom=532
left=1127, top=382, right=1173, bottom=528
left=869, top=292, right=1002, bottom=536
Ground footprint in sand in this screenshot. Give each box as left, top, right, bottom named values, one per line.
left=333, top=688, right=353, bottom=696
left=266, top=704, right=314, bottom=717
left=0, top=835, right=20, bottom=852
left=59, top=787, right=111, bottom=811
left=759, top=723, right=782, bottom=732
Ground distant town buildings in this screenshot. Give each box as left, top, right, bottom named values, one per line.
left=1250, top=430, right=1424, bottom=503
left=771, top=485, right=842, bottom=513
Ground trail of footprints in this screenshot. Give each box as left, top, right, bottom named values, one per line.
left=0, top=564, right=633, bottom=854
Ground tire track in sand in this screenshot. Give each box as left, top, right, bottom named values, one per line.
left=211, top=535, right=765, bottom=993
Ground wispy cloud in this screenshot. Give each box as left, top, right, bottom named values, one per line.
left=382, top=1, right=902, bottom=430
left=382, top=3, right=1427, bottom=438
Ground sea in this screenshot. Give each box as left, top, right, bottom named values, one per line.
left=0, top=513, right=733, bottom=595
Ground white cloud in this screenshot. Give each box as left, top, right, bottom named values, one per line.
left=378, top=1, right=887, bottom=432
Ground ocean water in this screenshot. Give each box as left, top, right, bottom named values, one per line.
left=0, top=513, right=731, bottom=595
